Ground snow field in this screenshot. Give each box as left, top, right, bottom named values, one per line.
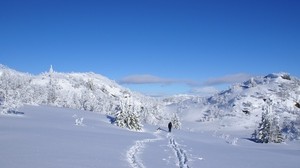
left=1, top=105, right=300, bottom=168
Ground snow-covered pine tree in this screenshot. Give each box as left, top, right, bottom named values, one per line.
left=253, top=98, right=272, bottom=143
left=114, top=107, right=126, bottom=128
left=114, top=108, right=142, bottom=131
left=126, top=112, right=142, bottom=130
left=171, top=113, right=181, bottom=129
left=253, top=98, right=285, bottom=143
left=270, top=116, right=284, bottom=143
left=114, top=98, right=142, bottom=131
left=254, top=111, right=271, bottom=143
left=253, top=113, right=285, bottom=143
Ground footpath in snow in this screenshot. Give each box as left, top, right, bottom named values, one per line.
left=126, top=131, right=162, bottom=168
left=126, top=126, right=201, bottom=168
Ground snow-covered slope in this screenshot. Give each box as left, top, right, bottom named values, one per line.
left=168, top=73, right=300, bottom=140
left=1, top=105, right=299, bottom=168
left=0, top=64, right=170, bottom=126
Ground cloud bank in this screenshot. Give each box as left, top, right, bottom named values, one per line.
left=118, top=74, right=197, bottom=86
left=120, top=73, right=252, bottom=86
left=118, top=74, right=174, bottom=84
left=119, top=73, right=253, bottom=96
left=202, top=73, right=253, bottom=86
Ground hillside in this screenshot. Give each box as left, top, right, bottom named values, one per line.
left=168, top=73, right=300, bottom=141
left=0, top=65, right=171, bottom=127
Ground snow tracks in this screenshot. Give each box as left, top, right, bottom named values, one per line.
left=126, top=130, right=191, bottom=168
left=126, top=132, right=161, bottom=168
left=168, top=134, right=190, bottom=168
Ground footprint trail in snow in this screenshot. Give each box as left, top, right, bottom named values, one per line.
left=126, top=130, right=197, bottom=168
left=126, top=132, right=162, bottom=168
left=168, top=134, right=190, bottom=168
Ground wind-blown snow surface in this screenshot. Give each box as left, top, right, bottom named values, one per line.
left=1, top=105, right=299, bottom=168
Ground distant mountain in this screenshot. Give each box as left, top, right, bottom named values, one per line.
left=168, top=73, right=300, bottom=140
left=162, top=94, right=197, bottom=105
left=0, top=64, right=171, bottom=126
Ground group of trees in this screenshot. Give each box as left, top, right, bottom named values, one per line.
left=252, top=99, right=284, bottom=143
left=252, top=98, right=300, bottom=143
left=252, top=112, right=284, bottom=143
left=0, top=69, right=29, bottom=113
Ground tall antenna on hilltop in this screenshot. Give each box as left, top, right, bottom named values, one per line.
left=49, top=65, right=54, bottom=74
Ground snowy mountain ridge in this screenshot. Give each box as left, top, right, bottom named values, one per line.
left=169, top=72, right=300, bottom=140
left=0, top=64, right=170, bottom=127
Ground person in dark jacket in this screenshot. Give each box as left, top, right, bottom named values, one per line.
left=168, top=122, right=172, bottom=132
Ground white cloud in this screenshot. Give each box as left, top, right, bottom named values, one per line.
left=118, top=74, right=175, bottom=84
left=119, top=74, right=198, bottom=86
left=118, top=73, right=253, bottom=96
left=203, top=73, right=252, bottom=86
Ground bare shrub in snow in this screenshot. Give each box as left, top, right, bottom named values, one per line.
left=75, top=117, right=84, bottom=126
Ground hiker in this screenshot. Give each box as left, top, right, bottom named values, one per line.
left=168, top=122, right=172, bottom=132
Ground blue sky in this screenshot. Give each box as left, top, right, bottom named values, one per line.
left=1, top=0, right=299, bottom=96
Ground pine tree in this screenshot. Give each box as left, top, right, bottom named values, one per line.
left=114, top=108, right=142, bottom=131
left=114, top=99, right=142, bottom=131
left=270, top=116, right=284, bottom=143
left=171, top=113, right=181, bottom=129
left=253, top=99, right=285, bottom=143
left=255, top=112, right=271, bottom=143
left=253, top=98, right=272, bottom=143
